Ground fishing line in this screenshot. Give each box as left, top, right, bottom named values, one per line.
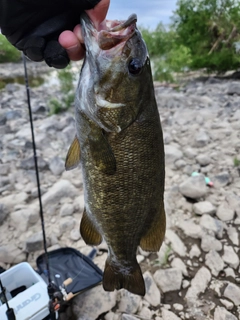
left=22, top=53, right=51, bottom=285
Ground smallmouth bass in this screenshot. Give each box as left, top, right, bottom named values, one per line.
left=66, top=13, right=165, bottom=296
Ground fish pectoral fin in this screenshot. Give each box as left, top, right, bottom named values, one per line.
left=103, top=257, right=145, bottom=296
left=140, top=204, right=166, bottom=252
left=65, top=136, right=81, bottom=171
left=80, top=208, right=102, bottom=245
left=88, top=132, right=116, bottom=175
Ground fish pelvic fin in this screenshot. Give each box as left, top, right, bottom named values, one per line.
left=140, top=203, right=166, bottom=252
left=103, top=257, right=145, bottom=296
left=80, top=208, right=102, bottom=245
left=65, top=136, right=81, bottom=171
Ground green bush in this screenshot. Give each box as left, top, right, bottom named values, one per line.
left=48, top=65, right=75, bottom=114
left=153, top=58, right=175, bottom=82
left=167, top=45, right=192, bottom=72
left=234, top=157, right=240, bottom=167
left=141, top=0, right=240, bottom=79
left=0, top=34, right=21, bottom=63
left=141, top=23, right=176, bottom=57
left=141, top=25, right=192, bottom=82
left=172, top=0, right=240, bottom=72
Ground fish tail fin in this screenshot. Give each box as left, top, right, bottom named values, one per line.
left=103, top=257, right=145, bottom=296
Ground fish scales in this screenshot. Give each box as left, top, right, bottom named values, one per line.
left=66, top=13, right=166, bottom=296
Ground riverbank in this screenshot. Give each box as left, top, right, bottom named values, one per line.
left=0, top=65, right=240, bottom=320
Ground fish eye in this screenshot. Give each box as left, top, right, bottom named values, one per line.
left=128, top=58, right=143, bottom=75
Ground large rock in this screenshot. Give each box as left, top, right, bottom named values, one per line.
left=223, top=283, right=240, bottom=306
left=216, top=201, right=235, bottom=221
left=196, top=154, right=212, bottom=166
left=226, top=193, right=240, bottom=217
left=49, top=156, right=65, bottom=176
left=194, top=130, right=210, bottom=147
left=178, top=219, right=202, bottom=239
left=118, top=290, right=142, bottom=314
left=214, top=306, right=237, bottom=320
left=60, top=203, right=74, bottom=217
left=226, top=82, right=240, bottom=95
left=193, top=201, right=216, bottom=216
left=19, top=156, right=48, bottom=170
left=205, top=250, right=224, bottom=276
left=25, top=232, right=45, bottom=252
left=72, top=285, right=117, bottom=320
left=162, top=308, right=181, bottom=320
left=200, top=214, right=224, bottom=238
left=222, top=246, right=239, bottom=269
left=0, top=203, right=9, bottom=224
left=122, top=315, right=138, bottom=320
left=1, top=192, right=29, bottom=209
left=59, top=217, right=76, bottom=235
left=227, top=227, right=239, bottom=246
left=154, top=268, right=182, bottom=293
left=201, top=234, right=222, bottom=252
left=165, top=230, right=187, bottom=257
left=179, top=175, right=207, bottom=199
left=213, top=172, right=232, bottom=188
left=183, top=147, right=197, bottom=159
left=165, top=145, right=183, bottom=168
left=189, top=244, right=201, bottom=259
left=185, top=267, right=211, bottom=305
left=42, top=180, right=79, bottom=206
left=0, top=244, right=25, bottom=264
left=143, top=271, right=161, bottom=307
left=10, top=208, right=39, bottom=233
left=171, top=258, right=188, bottom=276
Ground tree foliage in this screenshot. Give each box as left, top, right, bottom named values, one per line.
left=172, top=0, right=240, bottom=71
left=0, top=34, right=21, bottom=63
left=141, top=24, right=192, bottom=81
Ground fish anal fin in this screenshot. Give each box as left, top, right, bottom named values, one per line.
left=80, top=209, right=102, bottom=245
left=65, top=136, right=81, bottom=171
left=103, top=257, right=145, bottom=296
left=140, top=204, right=166, bottom=252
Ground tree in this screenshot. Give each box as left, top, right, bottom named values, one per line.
left=172, top=0, right=240, bottom=71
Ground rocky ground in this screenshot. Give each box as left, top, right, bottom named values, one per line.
left=0, top=62, right=240, bottom=320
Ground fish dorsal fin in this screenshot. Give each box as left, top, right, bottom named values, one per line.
left=65, top=136, right=81, bottom=171
left=80, top=208, right=102, bottom=245
left=88, top=131, right=116, bottom=175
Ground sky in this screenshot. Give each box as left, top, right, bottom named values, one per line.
left=107, top=0, right=178, bottom=30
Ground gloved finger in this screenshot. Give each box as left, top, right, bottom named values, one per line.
left=16, top=36, right=69, bottom=68
left=17, top=36, right=46, bottom=61
left=44, top=40, right=70, bottom=68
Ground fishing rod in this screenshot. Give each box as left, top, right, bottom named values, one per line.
left=22, top=53, right=58, bottom=320
left=21, top=55, right=103, bottom=320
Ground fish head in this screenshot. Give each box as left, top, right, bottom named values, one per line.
left=76, top=13, right=152, bottom=133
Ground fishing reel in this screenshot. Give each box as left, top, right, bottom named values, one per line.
left=48, top=278, right=74, bottom=320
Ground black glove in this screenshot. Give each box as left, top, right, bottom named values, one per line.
left=0, top=0, right=100, bottom=68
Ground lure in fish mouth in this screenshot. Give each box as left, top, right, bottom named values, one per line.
left=96, top=14, right=137, bottom=50
left=66, top=13, right=166, bottom=296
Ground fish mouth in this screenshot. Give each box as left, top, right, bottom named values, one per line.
left=81, top=13, right=137, bottom=51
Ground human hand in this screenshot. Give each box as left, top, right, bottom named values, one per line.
left=0, top=0, right=109, bottom=68
left=59, top=0, right=109, bottom=61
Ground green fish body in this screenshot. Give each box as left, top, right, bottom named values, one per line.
left=66, top=13, right=165, bottom=296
